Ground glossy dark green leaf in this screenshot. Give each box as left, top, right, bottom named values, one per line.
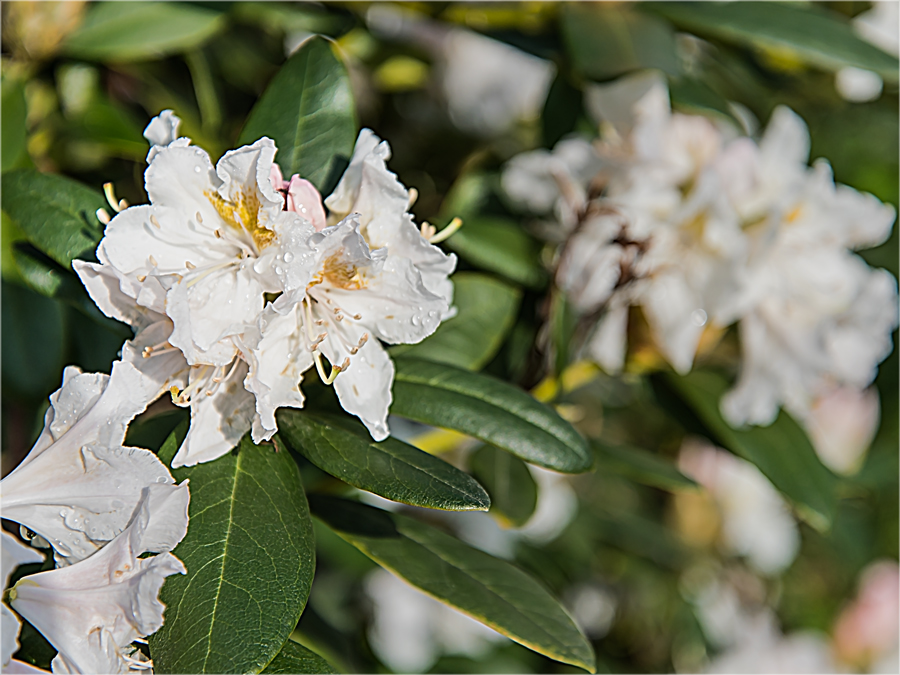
left=310, top=496, right=596, bottom=673
left=1, top=281, right=65, bottom=400
left=62, top=2, right=224, bottom=62
left=275, top=409, right=490, bottom=511
left=260, top=640, right=337, bottom=674
left=592, top=441, right=697, bottom=492
left=444, top=216, right=546, bottom=289
left=239, top=36, right=357, bottom=191
left=646, top=2, right=900, bottom=80
left=666, top=370, right=838, bottom=530
left=469, top=445, right=538, bottom=528
left=561, top=4, right=678, bottom=81
left=1, top=76, right=28, bottom=172
left=150, top=432, right=315, bottom=674
left=1, top=169, right=105, bottom=268
left=391, top=357, right=592, bottom=473
left=391, top=272, right=522, bottom=371
left=669, top=77, right=739, bottom=125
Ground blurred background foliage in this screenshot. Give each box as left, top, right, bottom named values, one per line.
left=2, top=2, right=897, bottom=673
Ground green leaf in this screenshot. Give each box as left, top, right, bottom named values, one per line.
left=150, top=432, right=315, bottom=674
left=1, top=281, right=65, bottom=400
left=444, top=216, right=546, bottom=289
left=592, top=441, right=697, bottom=492
left=238, top=36, right=357, bottom=192
left=469, top=445, right=538, bottom=528
left=1, top=76, right=28, bottom=172
left=390, top=272, right=522, bottom=371
left=561, top=4, right=678, bottom=81
left=62, top=2, right=225, bottom=63
left=391, top=357, right=592, bottom=473
left=645, top=2, right=900, bottom=80
left=260, top=639, right=337, bottom=674
left=1, top=169, right=106, bottom=268
left=309, top=496, right=596, bottom=673
left=275, top=409, right=490, bottom=511
left=666, top=370, right=838, bottom=530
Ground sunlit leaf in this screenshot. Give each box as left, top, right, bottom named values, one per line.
left=310, top=496, right=596, bottom=673
left=239, top=35, right=357, bottom=192
left=391, top=272, right=522, bottom=371
left=276, top=410, right=491, bottom=512
left=150, top=431, right=315, bottom=674
left=62, top=2, right=225, bottom=63
left=391, top=357, right=592, bottom=473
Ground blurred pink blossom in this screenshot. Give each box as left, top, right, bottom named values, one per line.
left=805, top=386, right=880, bottom=475
left=833, top=560, right=900, bottom=668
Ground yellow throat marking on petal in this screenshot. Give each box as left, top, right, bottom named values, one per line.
left=313, top=251, right=367, bottom=290
left=205, top=188, right=276, bottom=252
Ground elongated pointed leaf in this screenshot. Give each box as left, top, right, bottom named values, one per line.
left=391, top=272, right=522, bottom=371
left=562, top=3, right=678, bottom=80
left=310, top=496, right=595, bottom=673
left=260, top=640, right=337, bottom=674
left=469, top=445, right=538, bottom=528
left=239, top=36, right=357, bottom=191
left=444, top=217, right=547, bottom=289
left=150, top=432, right=315, bottom=674
left=2, top=169, right=106, bottom=267
left=666, top=370, right=838, bottom=530
left=276, top=410, right=490, bottom=511
left=592, top=441, right=697, bottom=492
left=646, top=2, right=899, bottom=80
left=391, top=357, right=592, bottom=473
left=62, top=2, right=224, bottom=62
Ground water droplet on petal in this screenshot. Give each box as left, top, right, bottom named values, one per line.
left=283, top=251, right=294, bottom=263
left=194, top=166, right=202, bottom=173
left=691, top=309, right=708, bottom=327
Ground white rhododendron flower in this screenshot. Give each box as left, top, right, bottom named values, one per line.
left=835, top=1, right=899, bottom=103
left=0, top=363, right=186, bottom=566
left=718, top=107, right=898, bottom=426
left=79, top=113, right=456, bottom=464
left=679, top=438, right=799, bottom=576
left=8, top=487, right=188, bottom=674
left=2, top=532, right=45, bottom=670
left=805, top=386, right=880, bottom=476
left=503, top=74, right=897, bottom=428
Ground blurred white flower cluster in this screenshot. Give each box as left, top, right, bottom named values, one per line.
left=78, top=112, right=456, bottom=468
left=503, top=73, right=897, bottom=455
left=1, top=363, right=190, bottom=673
left=684, top=559, right=899, bottom=674
left=835, top=2, right=899, bottom=103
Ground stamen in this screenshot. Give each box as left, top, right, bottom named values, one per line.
left=214, top=229, right=222, bottom=238
left=148, top=255, right=158, bottom=267
left=96, top=208, right=111, bottom=225
left=420, top=222, right=437, bottom=239
left=352, top=313, right=362, bottom=320
left=429, top=217, right=462, bottom=244
left=103, top=183, right=124, bottom=213
left=185, top=261, right=196, bottom=270
left=408, top=187, right=419, bottom=208
left=309, top=332, right=327, bottom=351
left=196, top=211, right=203, bottom=224
left=137, top=275, right=147, bottom=282
left=350, top=332, right=368, bottom=355
left=314, top=352, right=341, bottom=385
left=118, top=198, right=129, bottom=210
left=150, top=215, right=161, bottom=228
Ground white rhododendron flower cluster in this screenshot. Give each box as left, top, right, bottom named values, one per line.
left=1, top=361, right=190, bottom=674
left=77, top=112, right=456, bottom=467
left=503, top=72, right=898, bottom=431
left=2, top=111, right=456, bottom=673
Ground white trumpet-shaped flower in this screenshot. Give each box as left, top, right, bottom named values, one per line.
left=0, top=362, right=188, bottom=566
left=8, top=486, right=188, bottom=675
left=2, top=532, right=45, bottom=670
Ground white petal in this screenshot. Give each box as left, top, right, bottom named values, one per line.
left=215, top=137, right=283, bottom=229
left=326, top=334, right=394, bottom=441
left=640, top=272, right=704, bottom=374
left=166, top=264, right=264, bottom=363
left=2, top=531, right=44, bottom=590
left=587, top=304, right=628, bottom=374
left=5, top=657, right=48, bottom=674
left=9, top=491, right=186, bottom=675
left=143, top=110, right=182, bottom=148
left=121, top=319, right=190, bottom=401
left=73, top=261, right=165, bottom=330
left=172, top=359, right=255, bottom=467
left=325, top=129, right=383, bottom=220
left=144, top=143, right=222, bottom=219
left=759, top=106, right=810, bottom=174
left=245, top=303, right=313, bottom=442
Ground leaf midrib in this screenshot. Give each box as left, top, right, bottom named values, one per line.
left=200, top=451, right=242, bottom=673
